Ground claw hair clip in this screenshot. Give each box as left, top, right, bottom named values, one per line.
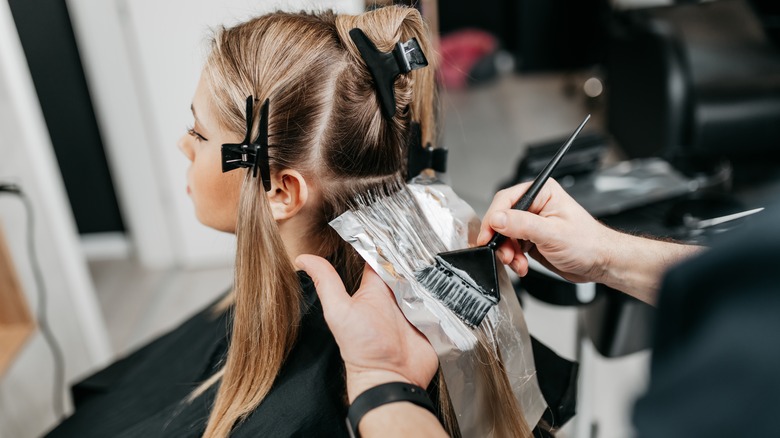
left=221, top=96, right=272, bottom=192
left=349, top=28, right=429, bottom=119
left=406, top=122, right=447, bottom=181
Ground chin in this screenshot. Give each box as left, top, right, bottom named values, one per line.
left=193, top=209, right=215, bottom=230
left=196, top=213, right=236, bottom=234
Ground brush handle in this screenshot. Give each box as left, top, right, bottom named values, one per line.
left=487, top=114, right=590, bottom=249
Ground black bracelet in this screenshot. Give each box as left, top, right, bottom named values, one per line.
left=347, top=382, right=435, bottom=438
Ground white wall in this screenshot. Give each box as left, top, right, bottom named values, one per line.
left=68, top=0, right=363, bottom=268
left=0, top=1, right=112, bottom=436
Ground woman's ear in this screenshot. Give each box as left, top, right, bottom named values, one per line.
left=266, top=169, right=309, bottom=221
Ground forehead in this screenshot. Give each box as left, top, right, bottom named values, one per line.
left=192, top=74, right=214, bottom=122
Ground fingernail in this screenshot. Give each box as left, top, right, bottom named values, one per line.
left=477, top=230, right=487, bottom=243
left=490, top=211, right=507, bottom=229
left=294, top=256, right=305, bottom=270
left=496, top=248, right=507, bottom=263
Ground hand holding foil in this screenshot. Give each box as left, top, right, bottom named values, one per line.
left=330, top=179, right=547, bottom=437
left=295, top=255, right=439, bottom=403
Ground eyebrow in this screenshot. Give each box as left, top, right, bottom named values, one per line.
left=190, top=104, right=200, bottom=124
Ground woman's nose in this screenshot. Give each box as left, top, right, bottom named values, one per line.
left=178, top=135, right=194, bottom=161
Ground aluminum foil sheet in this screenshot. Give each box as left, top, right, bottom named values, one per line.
left=330, top=176, right=546, bottom=437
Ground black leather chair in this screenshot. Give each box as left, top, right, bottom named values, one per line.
left=607, top=0, right=780, bottom=164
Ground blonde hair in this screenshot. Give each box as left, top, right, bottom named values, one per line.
left=196, top=6, right=533, bottom=437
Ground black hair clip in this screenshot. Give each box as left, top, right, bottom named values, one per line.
left=349, top=28, right=429, bottom=119
left=406, top=122, right=447, bottom=181
left=221, top=96, right=272, bottom=192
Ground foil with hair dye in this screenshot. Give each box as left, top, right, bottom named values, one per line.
left=330, top=175, right=546, bottom=437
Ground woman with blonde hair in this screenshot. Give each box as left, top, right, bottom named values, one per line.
left=47, top=5, right=442, bottom=438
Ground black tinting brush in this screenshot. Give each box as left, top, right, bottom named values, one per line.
left=416, top=114, right=591, bottom=327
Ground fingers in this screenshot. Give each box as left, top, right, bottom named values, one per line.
left=494, top=240, right=515, bottom=265
left=295, top=254, right=350, bottom=320
left=510, top=251, right=529, bottom=276
left=499, top=240, right=530, bottom=276
left=478, top=180, right=561, bottom=245
left=478, top=183, right=529, bottom=244
left=492, top=238, right=531, bottom=276
left=490, top=209, right=552, bottom=244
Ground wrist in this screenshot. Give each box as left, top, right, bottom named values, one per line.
left=599, top=231, right=701, bottom=304
left=347, top=381, right=436, bottom=438
left=599, top=231, right=652, bottom=295
left=359, top=402, right=444, bottom=437
left=592, top=225, right=624, bottom=286
left=346, top=368, right=412, bottom=403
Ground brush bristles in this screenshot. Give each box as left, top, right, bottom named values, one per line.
left=344, top=183, right=498, bottom=328
left=416, top=261, right=498, bottom=328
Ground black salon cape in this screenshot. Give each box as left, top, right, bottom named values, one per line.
left=633, top=203, right=780, bottom=437
left=46, top=272, right=348, bottom=437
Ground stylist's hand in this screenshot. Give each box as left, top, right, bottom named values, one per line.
left=478, top=178, right=614, bottom=284
left=479, top=179, right=701, bottom=304
left=296, top=255, right=439, bottom=403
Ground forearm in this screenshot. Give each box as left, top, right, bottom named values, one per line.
left=359, top=402, right=448, bottom=438
left=599, top=230, right=703, bottom=305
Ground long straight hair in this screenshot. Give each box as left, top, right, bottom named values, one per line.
left=194, top=7, right=444, bottom=437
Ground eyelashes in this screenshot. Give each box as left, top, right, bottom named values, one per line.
left=186, top=125, right=209, bottom=142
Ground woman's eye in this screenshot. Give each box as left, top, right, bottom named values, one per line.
left=186, top=126, right=208, bottom=142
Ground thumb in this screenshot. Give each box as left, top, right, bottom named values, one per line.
left=490, top=209, right=552, bottom=245
left=295, top=254, right=350, bottom=320
left=359, top=263, right=395, bottom=301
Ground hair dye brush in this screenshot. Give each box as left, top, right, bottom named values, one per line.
left=416, top=114, right=591, bottom=327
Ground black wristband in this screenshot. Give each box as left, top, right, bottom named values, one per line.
left=347, top=382, right=435, bottom=438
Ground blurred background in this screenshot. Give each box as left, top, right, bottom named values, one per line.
left=1, top=0, right=779, bottom=436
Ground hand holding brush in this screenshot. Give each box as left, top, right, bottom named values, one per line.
left=480, top=177, right=606, bottom=281
left=416, top=114, right=591, bottom=327
left=480, top=154, right=704, bottom=305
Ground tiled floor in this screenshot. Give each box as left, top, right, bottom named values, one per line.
left=89, top=71, right=649, bottom=438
